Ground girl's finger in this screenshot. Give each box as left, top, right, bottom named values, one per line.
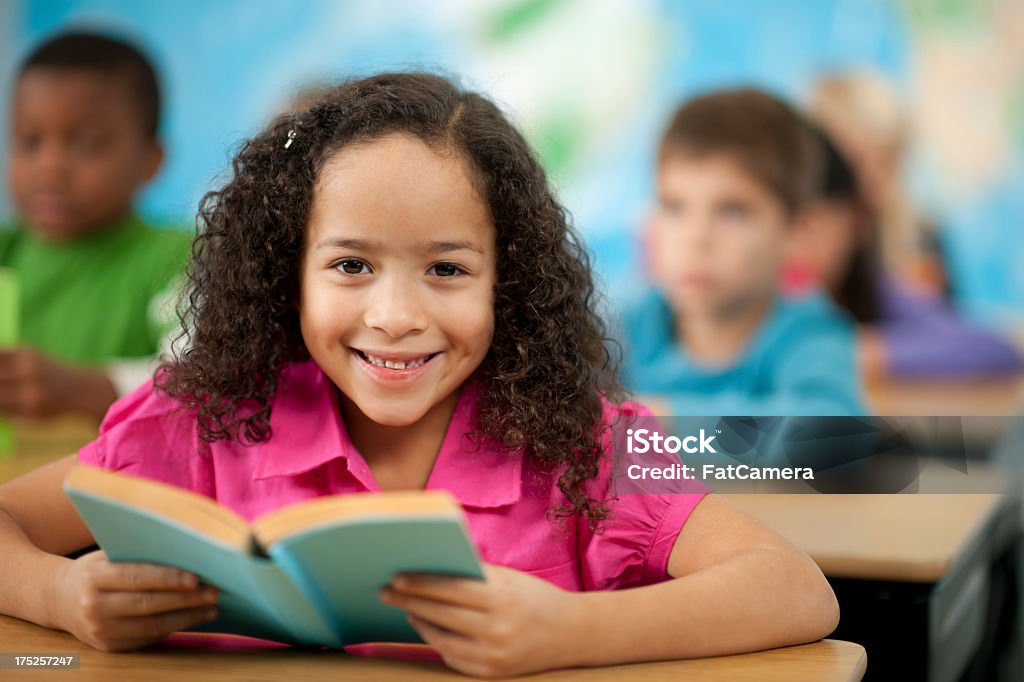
left=100, top=587, right=218, bottom=617
left=93, top=562, right=199, bottom=592
left=406, top=614, right=481, bottom=663
left=389, top=573, right=489, bottom=609
left=382, top=589, right=487, bottom=636
left=109, top=605, right=218, bottom=641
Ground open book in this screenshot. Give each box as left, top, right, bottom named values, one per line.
left=63, top=465, right=483, bottom=647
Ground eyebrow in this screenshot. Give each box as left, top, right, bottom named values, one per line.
left=314, top=237, right=485, bottom=255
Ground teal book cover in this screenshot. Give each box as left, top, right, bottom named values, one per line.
left=62, top=465, right=484, bottom=647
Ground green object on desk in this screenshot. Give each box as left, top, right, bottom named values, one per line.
left=0, top=268, right=18, bottom=457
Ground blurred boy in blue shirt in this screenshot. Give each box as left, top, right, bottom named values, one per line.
left=619, top=88, right=864, bottom=416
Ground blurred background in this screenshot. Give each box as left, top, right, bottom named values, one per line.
left=3, top=0, right=1022, bottom=323
left=2, top=6, right=1023, bottom=679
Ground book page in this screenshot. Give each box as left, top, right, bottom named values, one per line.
left=64, top=465, right=252, bottom=552
left=251, top=490, right=462, bottom=548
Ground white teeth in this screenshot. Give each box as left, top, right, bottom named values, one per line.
left=361, top=352, right=430, bottom=370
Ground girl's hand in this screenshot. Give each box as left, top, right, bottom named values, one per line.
left=53, top=549, right=219, bottom=652
left=380, top=563, right=583, bottom=678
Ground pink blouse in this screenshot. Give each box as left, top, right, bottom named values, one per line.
left=78, top=359, right=708, bottom=591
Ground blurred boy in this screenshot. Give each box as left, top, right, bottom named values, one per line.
left=619, top=88, right=863, bottom=416
left=1, top=31, right=191, bottom=421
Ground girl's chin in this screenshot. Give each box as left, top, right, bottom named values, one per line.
left=352, top=399, right=430, bottom=427
left=364, top=413, right=425, bottom=428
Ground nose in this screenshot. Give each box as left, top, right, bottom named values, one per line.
left=681, top=213, right=716, bottom=254
left=362, top=275, right=429, bottom=338
left=33, top=139, right=70, bottom=184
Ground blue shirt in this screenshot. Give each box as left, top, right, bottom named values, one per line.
left=618, top=289, right=864, bottom=416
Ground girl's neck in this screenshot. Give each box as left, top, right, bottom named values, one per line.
left=338, top=388, right=461, bottom=491
left=675, top=296, right=774, bottom=367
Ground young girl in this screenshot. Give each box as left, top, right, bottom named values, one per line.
left=0, top=73, right=837, bottom=677
left=789, top=125, right=1023, bottom=379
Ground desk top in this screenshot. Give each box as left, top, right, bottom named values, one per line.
left=0, top=415, right=98, bottom=484
left=865, top=373, right=1024, bottom=416
left=0, top=615, right=865, bottom=682
left=728, top=490, right=1007, bottom=582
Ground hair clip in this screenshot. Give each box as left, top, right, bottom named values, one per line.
left=283, top=129, right=297, bottom=149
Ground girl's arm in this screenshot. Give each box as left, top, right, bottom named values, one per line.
left=0, top=455, right=218, bottom=649
left=382, top=495, right=838, bottom=677
left=0, top=455, right=94, bottom=628
left=570, top=494, right=839, bottom=663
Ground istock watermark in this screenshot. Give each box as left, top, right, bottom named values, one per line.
left=626, top=428, right=718, bottom=454
left=611, top=415, right=1017, bottom=494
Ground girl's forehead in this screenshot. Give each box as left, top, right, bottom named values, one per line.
left=307, top=182, right=491, bottom=256
left=309, top=135, right=492, bottom=236
left=318, top=132, right=465, bottom=180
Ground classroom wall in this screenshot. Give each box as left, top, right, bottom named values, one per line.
left=2, top=0, right=1021, bottom=319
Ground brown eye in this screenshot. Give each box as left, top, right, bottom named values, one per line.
left=335, top=259, right=370, bottom=275
left=429, top=263, right=464, bottom=278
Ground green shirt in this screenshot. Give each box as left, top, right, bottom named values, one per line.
left=0, top=216, right=192, bottom=364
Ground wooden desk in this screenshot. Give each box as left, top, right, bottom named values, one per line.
left=0, top=616, right=866, bottom=681
left=728, top=492, right=1006, bottom=583
left=865, top=373, right=1024, bottom=416
left=0, top=415, right=98, bottom=484
left=729, top=482, right=1021, bottom=682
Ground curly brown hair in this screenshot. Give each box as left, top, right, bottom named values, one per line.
left=157, top=72, right=623, bottom=525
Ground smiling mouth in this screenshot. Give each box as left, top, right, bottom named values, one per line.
left=353, top=349, right=439, bottom=370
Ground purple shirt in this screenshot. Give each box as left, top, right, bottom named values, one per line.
left=78, top=359, right=707, bottom=592
left=878, top=277, right=1023, bottom=377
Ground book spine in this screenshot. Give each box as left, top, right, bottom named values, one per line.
left=268, top=545, right=347, bottom=645
left=242, top=553, right=344, bottom=648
